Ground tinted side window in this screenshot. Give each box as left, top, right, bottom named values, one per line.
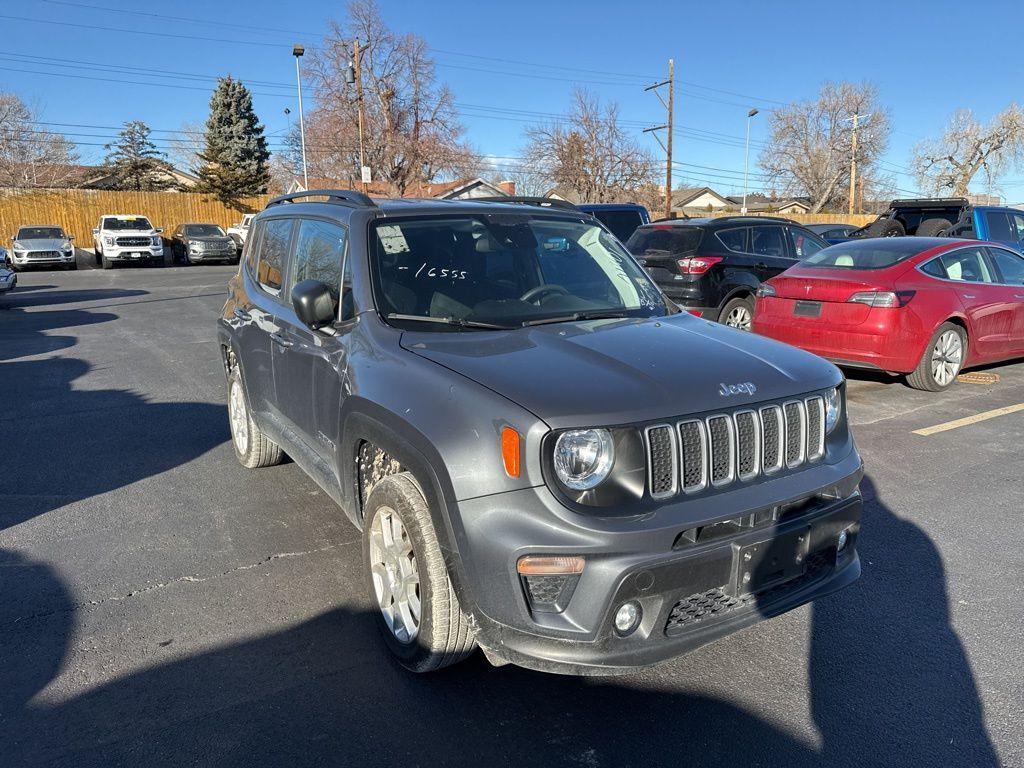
left=246, top=221, right=264, bottom=273
left=340, top=250, right=355, bottom=321
left=290, top=219, right=347, bottom=304
left=789, top=227, right=826, bottom=259
left=1012, top=213, right=1024, bottom=240
left=257, top=219, right=293, bottom=294
left=920, top=258, right=946, bottom=278
left=939, top=247, right=994, bottom=283
left=985, top=211, right=1014, bottom=241
left=716, top=227, right=747, bottom=253
left=750, top=226, right=786, bottom=257
left=987, top=247, right=1024, bottom=285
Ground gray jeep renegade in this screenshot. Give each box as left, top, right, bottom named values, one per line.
left=218, top=190, right=863, bottom=675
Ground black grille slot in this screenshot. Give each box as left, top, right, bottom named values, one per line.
left=760, top=406, right=782, bottom=473
left=708, top=416, right=733, bottom=485
left=734, top=411, right=758, bottom=480
left=524, top=575, right=566, bottom=605
left=784, top=401, right=804, bottom=467
left=805, top=397, right=824, bottom=460
left=678, top=421, right=706, bottom=491
left=646, top=425, right=676, bottom=498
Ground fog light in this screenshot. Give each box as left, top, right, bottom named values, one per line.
left=837, top=528, right=849, bottom=553
left=614, top=601, right=642, bottom=636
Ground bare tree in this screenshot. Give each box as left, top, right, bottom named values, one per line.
left=166, top=121, right=204, bottom=175
left=523, top=89, right=655, bottom=202
left=911, top=106, right=1024, bottom=196
left=0, top=93, right=80, bottom=188
left=302, top=0, right=478, bottom=194
left=759, top=82, right=890, bottom=212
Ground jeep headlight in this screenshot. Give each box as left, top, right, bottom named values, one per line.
left=824, top=387, right=841, bottom=433
left=554, top=429, right=614, bottom=490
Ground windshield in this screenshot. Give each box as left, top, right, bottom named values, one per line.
left=17, top=227, right=64, bottom=240
left=103, top=217, right=153, bottom=231
left=626, top=225, right=703, bottom=257
left=185, top=224, right=226, bottom=237
left=801, top=239, right=929, bottom=270
left=371, top=216, right=667, bottom=329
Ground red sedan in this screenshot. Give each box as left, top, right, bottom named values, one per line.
left=752, top=237, right=1024, bottom=391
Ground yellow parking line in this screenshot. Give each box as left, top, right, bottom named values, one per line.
left=913, top=403, right=1024, bottom=436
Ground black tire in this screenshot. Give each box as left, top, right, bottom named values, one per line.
left=906, top=322, right=967, bottom=392
left=915, top=218, right=950, bottom=237
left=861, top=218, right=905, bottom=238
left=94, top=246, right=102, bottom=266
left=66, top=261, right=77, bottom=271
left=719, top=295, right=755, bottom=332
left=362, top=472, right=476, bottom=672
left=226, top=367, right=283, bottom=468
left=101, top=253, right=113, bottom=269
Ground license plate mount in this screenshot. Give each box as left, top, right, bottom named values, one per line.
left=794, top=300, right=822, bottom=317
left=729, top=527, right=809, bottom=597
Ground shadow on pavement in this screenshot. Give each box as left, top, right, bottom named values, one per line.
left=0, top=475, right=999, bottom=766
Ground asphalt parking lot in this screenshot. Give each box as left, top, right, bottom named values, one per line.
left=1, top=260, right=1021, bottom=768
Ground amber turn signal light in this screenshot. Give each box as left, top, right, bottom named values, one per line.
left=501, top=426, right=521, bottom=478
left=516, top=555, right=585, bottom=575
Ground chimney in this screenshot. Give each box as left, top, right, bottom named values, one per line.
left=498, top=179, right=516, bottom=196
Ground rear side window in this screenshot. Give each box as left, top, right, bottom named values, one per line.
left=939, top=247, right=994, bottom=283
left=289, top=219, right=347, bottom=304
left=984, top=211, right=1014, bottom=241
left=1012, top=213, right=1024, bottom=239
left=256, top=218, right=293, bottom=294
left=920, top=258, right=946, bottom=278
left=715, top=227, right=747, bottom=253
left=750, top=226, right=786, bottom=257
left=788, top=228, right=826, bottom=259
left=626, top=226, right=702, bottom=256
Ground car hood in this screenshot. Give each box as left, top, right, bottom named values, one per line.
left=400, top=314, right=841, bottom=428
left=14, top=238, right=70, bottom=250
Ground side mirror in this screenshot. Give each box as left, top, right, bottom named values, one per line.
left=292, top=279, right=336, bottom=330
left=154, top=228, right=164, bottom=234
left=68, top=235, right=75, bottom=241
left=92, top=228, right=99, bottom=235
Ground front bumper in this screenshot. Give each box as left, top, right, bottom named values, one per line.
left=455, top=447, right=863, bottom=675
left=188, top=249, right=237, bottom=261
left=105, top=247, right=164, bottom=262
left=12, top=251, right=75, bottom=266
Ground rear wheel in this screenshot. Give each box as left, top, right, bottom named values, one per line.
left=227, top=367, right=283, bottom=468
left=720, top=295, right=755, bottom=332
left=362, top=473, right=476, bottom=672
left=907, top=323, right=966, bottom=391
left=861, top=219, right=905, bottom=238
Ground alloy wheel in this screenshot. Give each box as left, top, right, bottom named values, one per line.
left=228, top=381, right=250, bottom=455
left=725, top=305, right=753, bottom=332
left=930, top=330, right=963, bottom=386
left=369, top=507, right=421, bottom=643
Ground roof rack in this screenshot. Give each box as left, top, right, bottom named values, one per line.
left=708, top=215, right=798, bottom=224
left=889, top=197, right=968, bottom=207
left=265, top=189, right=378, bottom=209
left=471, top=196, right=581, bottom=211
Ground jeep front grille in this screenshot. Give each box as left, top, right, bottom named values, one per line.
left=646, top=396, right=826, bottom=499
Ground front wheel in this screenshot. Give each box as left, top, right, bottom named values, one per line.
left=720, top=295, right=755, bottom=332
left=362, top=473, right=476, bottom=672
left=101, top=253, right=113, bottom=269
left=907, top=323, right=966, bottom=391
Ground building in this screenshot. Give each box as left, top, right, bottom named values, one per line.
left=1, top=162, right=199, bottom=191
left=724, top=195, right=813, bottom=215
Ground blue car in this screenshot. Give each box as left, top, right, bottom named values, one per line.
left=946, top=205, right=1024, bottom=252
left=577, top=203, right=650, bottom=243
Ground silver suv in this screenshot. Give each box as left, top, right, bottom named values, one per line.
left=217, top=191, right=863, bottom=675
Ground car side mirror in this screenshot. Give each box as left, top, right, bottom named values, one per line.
left=292, top=279, right=336, bottom=330
left=154, top=228, right=164, bottom=234
left=68, top=235, right=75, bottom=241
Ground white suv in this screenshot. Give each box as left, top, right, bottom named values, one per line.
left=92, top=215, right=164, bottom=269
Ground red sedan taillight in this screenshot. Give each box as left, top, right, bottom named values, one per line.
left=847, top=290, right=916, bottom=308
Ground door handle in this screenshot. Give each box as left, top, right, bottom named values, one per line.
left=233, top=308, right=251, bottom=321
left=961, top=294, right=976, bottom=299
left=270, top=332, right=293, bottom=348
left=1014, top=294, right=1024, bottom=300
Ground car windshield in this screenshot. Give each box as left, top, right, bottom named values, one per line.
left=185, top=224, right=226, bottom=237
left=372, top=215, right=668, bottom=329
left=104, top=217, right=152, bottom=231
left=801, top=239, right=930, bottom=270
left=17, top=227, right=63, bottom=240
left=626, top=225, right=703, bottom=256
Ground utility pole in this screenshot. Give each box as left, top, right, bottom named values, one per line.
left=354, top=39, right=367, bottom=194
left=292, top=45, right=308, bottom=191
left=847, top=113, right=868, bottom=216
left=643, top=58, right=675, bottom=219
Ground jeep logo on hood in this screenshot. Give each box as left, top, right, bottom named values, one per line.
left=719, top=381, right=757, bottom=397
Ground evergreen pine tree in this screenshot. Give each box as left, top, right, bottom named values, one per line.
left=102, top=121, right=175, bottom=191
left=196, top=77, right=271, bottom=202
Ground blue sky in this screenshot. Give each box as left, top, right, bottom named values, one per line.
left=3, top=0, right=1024, bottom=199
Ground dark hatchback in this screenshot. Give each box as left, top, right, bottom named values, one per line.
left=626, top=216, right=829, bottom=330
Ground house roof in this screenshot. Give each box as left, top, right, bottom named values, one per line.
left=671, top=186, right=732, bottom=208
left=288, top=176, right=511, bottom=200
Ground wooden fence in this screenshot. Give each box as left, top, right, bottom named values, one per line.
left=0, top=189, right=270, bottom=245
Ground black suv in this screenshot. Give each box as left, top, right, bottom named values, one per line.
left=218, top=191, right=862, bottom=675
left=626, top=216, right=829, bottom=331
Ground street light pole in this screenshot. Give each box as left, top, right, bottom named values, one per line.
left=742, top=108, right=759, bottom=214
left=354, top=39, right=367, bottom=194
left=293, top=44, right=308, bottom=191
